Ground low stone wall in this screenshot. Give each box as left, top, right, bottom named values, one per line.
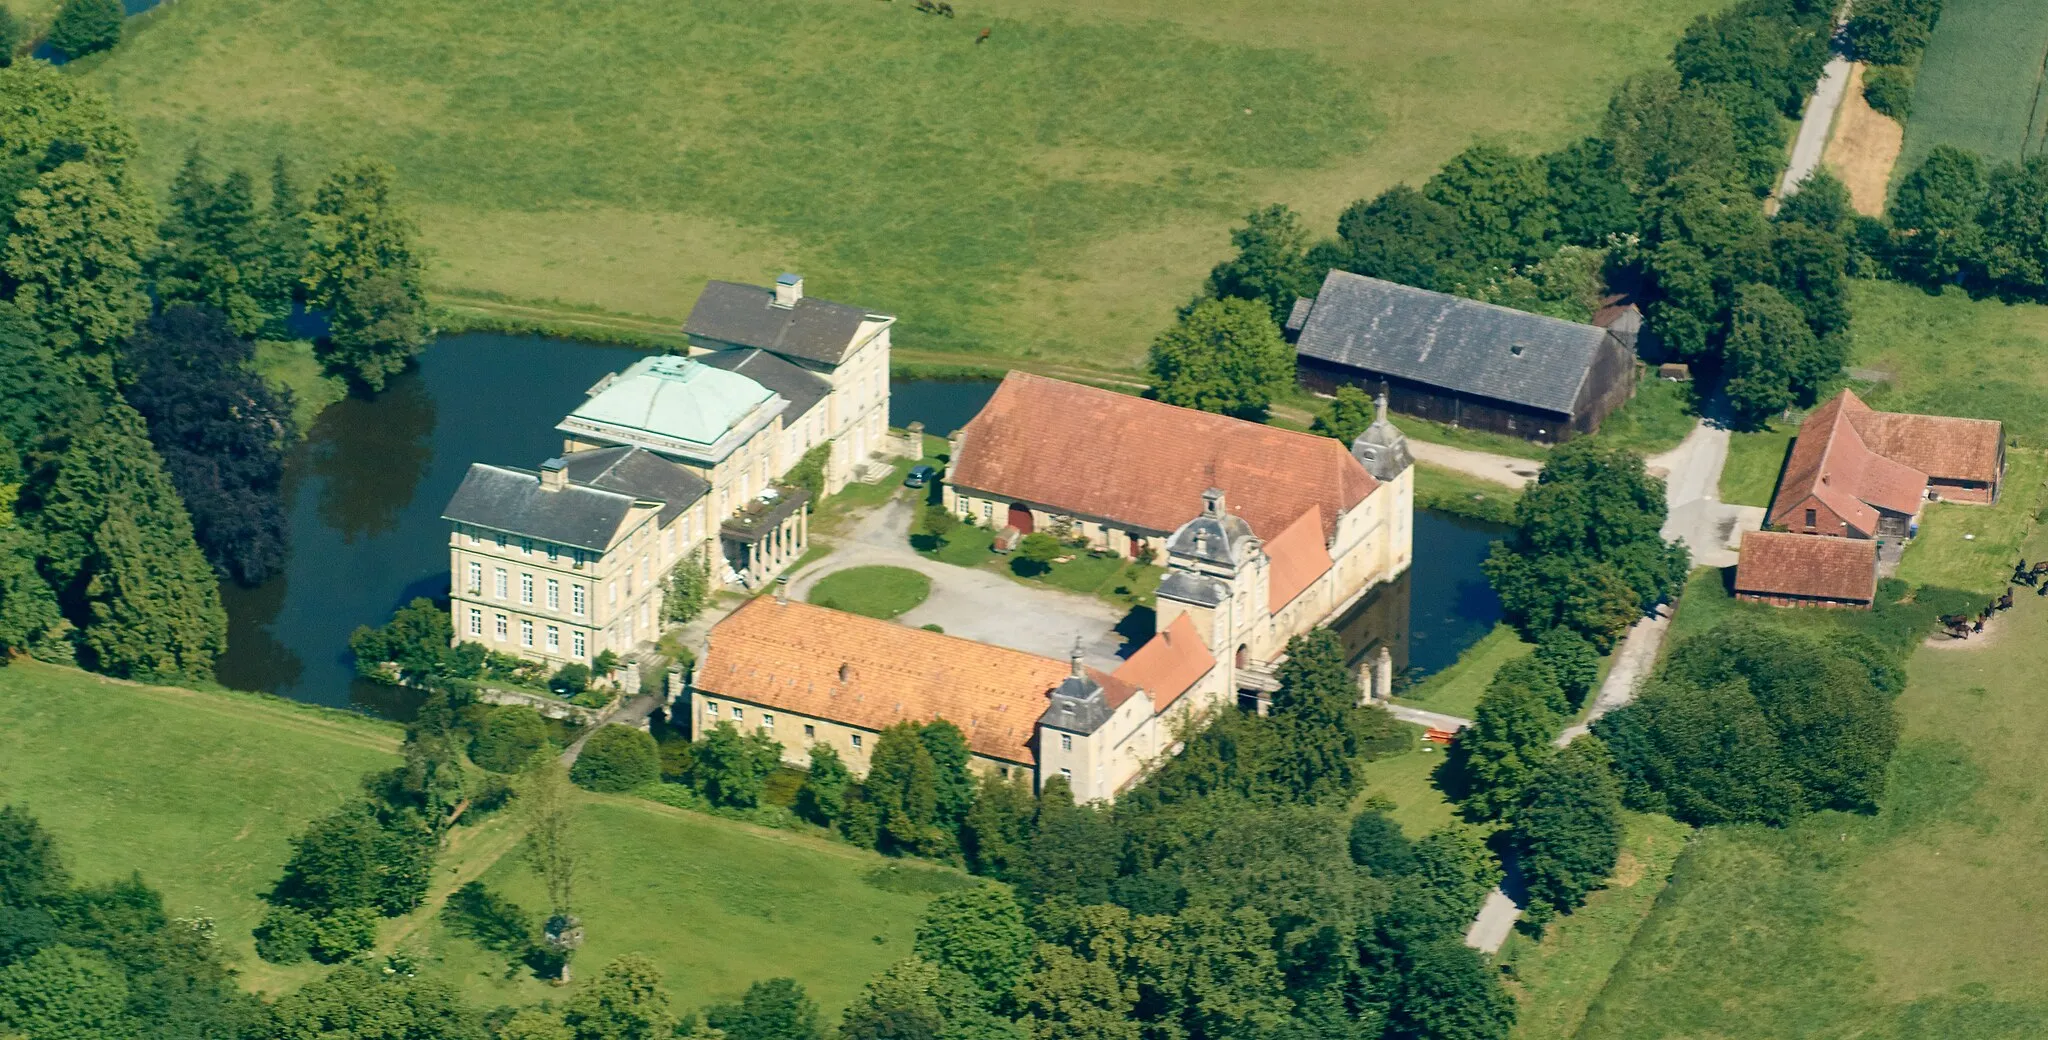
left=475, top=685, right=611, bottom=724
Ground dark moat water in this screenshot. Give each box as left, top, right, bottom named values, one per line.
left=218, top=346, right=1505, bottom=715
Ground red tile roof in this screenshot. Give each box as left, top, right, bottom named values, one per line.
left=1110, top=613, right=1215, bottom=711
left=1265, top=506, right=1333, bottom=610
left=1769, top=391, right=1929, bottom=533
left=949, top=373, right=1376, bottom=543
left=1844, top=407, right=2003, bottom=484
left=698, top=597, right=1113, bottom=765
left=1734, top=531, right=1877, bottom=603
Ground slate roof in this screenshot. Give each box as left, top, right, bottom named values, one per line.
left=1735, top=531, right=1877, bottom=603
left=556, top=447, right=709, bottom=526
left=1293, top=270, right=1616, bottom=416
left=1157, top=571, right=1228, bottom=607
left=442, top=464, right=639, bottom=552
left=695, top=348, right=832, bottom=421
left=684, top=280, right=890, bottom=366
left=1111, top=613, right=1216, bottom=711
left=697, top=597, right=1123, bottom=765
left=950, top=373, right=1377, bottom=543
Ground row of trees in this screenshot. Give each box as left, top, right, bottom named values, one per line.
left=1885, top=149, right=2048, bottom=302
left=1847, top=0, right=1945, bottom=118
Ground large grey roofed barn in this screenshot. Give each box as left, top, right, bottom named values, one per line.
left=442, top=464, right=637, bottom=552
left=695, top=348, right=831, bottom=421
left=1293, top=271, right=1612, bottom=416
left=685, top=280, right=888, bottom=365
left=557, top=447, right=710, bottom=526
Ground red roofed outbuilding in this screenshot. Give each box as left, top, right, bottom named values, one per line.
left=1768, top=390, right=2004, bottom=542
left=1734, top=531, right=1878, bottom=609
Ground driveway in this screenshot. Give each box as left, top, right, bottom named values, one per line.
left=1649, top=421, right=1767, bottom=568
left=1408, top=439, right=1541, bottom=489
left=787, top=498, right=1130, bottom=670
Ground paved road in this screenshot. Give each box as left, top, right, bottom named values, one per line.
left=1409, top=439, right=1541, bottom=489
left=1649, top=421, right=1768, bottom=568
left=1387, top=703, right=1472, bottom=732
left=1465, top=887, right=1524, bottom=953
left=1555, top=607, right=1671, bottom=747
left=1784, top=55, right=1851, bottom=196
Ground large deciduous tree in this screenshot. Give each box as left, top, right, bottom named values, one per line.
left=303, top=158, right=429, bottom=391
left=1203, top=204, right=1321, bottom=326
left=1887, top=146, right=1987, bottom=287
left=1423, top=144, right=1559, bottom=270
left=913, top=886, right=1034, bottom=998
left=1147, top=296, right=1293, bottom=420
left=4, top=161, right=154, bottom=358
left=1722, top=282, right=1823, bottom=424
left=706, top=978, right=824, bottom=1040
left=1513, top=738, right=1624, bottom=925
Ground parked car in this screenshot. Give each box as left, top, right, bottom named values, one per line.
left=904, top=465, right=937, bottom=488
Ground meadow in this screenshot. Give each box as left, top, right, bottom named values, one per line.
left=1896, top=0, right=2048, bottom=173
left=86, top=0, right=1720, bottom=370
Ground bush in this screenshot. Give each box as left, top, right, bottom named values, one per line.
left=254, top=905, right=318, bottom=964
left=312, top=906, right=379, bottom=963
left=570, top=725, right=660, bottom=792
left=841, top=801, right=882, bottom=849
left=47, top=0, right=122, bottom=59
left=471, top=706, right=550, bottom=774
left=592, top=649, right=620, bottom=676
left=1012, top=532, right=1062, bottom=577
left=548, top=663, right=592, bottom=697
left=0, top=8, right=20, bottom=68
left=1863, top=64, right=1913, bottom=120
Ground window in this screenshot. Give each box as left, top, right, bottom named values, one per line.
left=731, top=706, right=743, bottom=720
left=705, top=700, right=719, bottom=717
left=520, top=573, right=534, bottom=604
left=1804, top=508, right=1817, bottom=529
left=572, top=630, right=585, bottom=658
left=804, top=724, right=816, bottom=739
left=468, top=561, right=482, bottom=594
left=546, top=578, right=560, bottom=610
left=466, top=527, right=479, bottom=546
left=762, top=713, right=775, bottom=730
left=572, top=584, right=587, bottom=616
left=546, top=625, right=560, bottom=652
left=494, top=614, right=508, bottom=640
left=850, top=734, right=863, bottom=750
left=468, top=608, right=482, bottom=636
left=494, top=568, right=508, bottom=600
left=608, top=582, right=618, bottom=605
left=496, top=531, right=507, bottom=549
left=547, top=544, right=559, bottom=563
left=1060, top=733, right=1073, bottom=752
left=1060, top=767, right=1073, bottom=781
left=520, top=619, right=534, bottom=647
left=520, top=537, right=533, bottom=555
left=982, top=502, right=993, bottom=522
left=573, top=549, right=586, bottom=567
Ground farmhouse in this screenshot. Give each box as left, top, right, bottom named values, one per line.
left=694, top=594, right=1220, bottom=801
left=1734, top=530, right=1878, bottom=609
left=945, top=374, right=1413, bottom=703
left=1288, top=270, right=1639, bottom=442
left=1767, top=389, right=2004, bottom=542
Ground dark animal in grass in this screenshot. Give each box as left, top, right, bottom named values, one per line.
left=2014, top=560, right=2033, bottom=585
left=938, top=2, right=955, bottom=16
left=2030, top=560, right=2048, bottom=579
left=914, top=0, right=934, bottom=11
left=977, top=26, right=990, bottom=43
left=1997, top=588, right=2015, bottom=612
left=1974, top=614, right=1987, bottom=633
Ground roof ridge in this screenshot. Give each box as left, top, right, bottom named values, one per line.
left=1326, top=270, right=1609, bottom=336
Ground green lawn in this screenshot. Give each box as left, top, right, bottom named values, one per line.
left=1414, top=462, right=1521, bottom=525
left=253, top=338, right=348, bottom=436
left=1895, top=449, right=2048, bottom=595
left=1897, top=0, right=2048, bottom=175
left=1585, top=378, right=1696, bottom=456
left=0, top=662, right=401, bottom=981
left=414, top=796, right=947, bottom=1016
left=807, top=565, right=932, bottom=619
left=1851, top=281, right=2048, bottom=445
left=1353, top=738, right=1461, bottom=839
left=1397, top=415, right=1552, bottom=461
left=1719, top=424, right=1795, bottom=507
left=1395, top=623, right=1530, bottom=720
left=1500, top=811, right=1692, bottom=1040
left=89, top=0, right=1719, bottom=370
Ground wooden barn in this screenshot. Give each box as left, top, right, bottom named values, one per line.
left=1288, top=271, right=1638, bottom=443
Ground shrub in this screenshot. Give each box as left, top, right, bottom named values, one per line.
left=1012, top=533, right=1062, bottom=576
left=471, top=706, right=550, bottom=774
left=0, top=8, right=22, bottom=68
left=47, top=0, right=122, bottom=59
left=549, top=663, right=592, bottom=697
left=570, top=725, right=660, bottom=792
left=312, top=906, right=379, bottom=963
left=254, top=905, right=318, bottom=964
left=592, top=649, right=620, bottom=676
left=841, top=801, right=882, bottom=849
left=1863, top=64, right=1913, bottom=120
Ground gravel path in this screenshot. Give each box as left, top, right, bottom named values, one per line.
left=1407, top=440, right=1542, bottom=489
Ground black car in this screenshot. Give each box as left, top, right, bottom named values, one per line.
left=904, top=465, right=937, bottom=489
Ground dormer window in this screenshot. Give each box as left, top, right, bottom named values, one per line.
left=838, top=663, right=852, bottom=683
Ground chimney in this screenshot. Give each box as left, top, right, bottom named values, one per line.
left=775, top=575, right=789, bottom=604
left=773, top=273, right=803, bottom=309
left=1069, top=637, right=1084, bottom=679
left=1375, top=391, right=1390, bottom=424
left=540, top=458, right=567, bottom=492
left=1202, top=486, right=1225, bottom=517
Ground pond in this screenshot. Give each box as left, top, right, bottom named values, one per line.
left=218, top=346, right=1503, bottom=715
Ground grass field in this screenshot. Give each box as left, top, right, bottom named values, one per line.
left=1395, top=623, right=1530, bottom=720
left=87, top=0, right=1720, bottom=370
left=1852, top=281, right=2048, bottom=445
left=1414, top=462, right=1522, bottom=524
left=808, top=565, right=933, bottom=619
left=253, top=339, right=349, bottom=435
left=1586, top=378, right=1696, bottom=456
left=0, top=662, right=401, bottom=978
left=413, top=796, right=948, bottom=1015
left=1896, top=449, right=2048, bottom=595
left=1499, top=811, right=1691, bottom=1040
left=1897, top=0, right=2048, bottom=174
left=1719, top=424, right=1794, bottom=507
left=1354, top=738, right=1461, bottom=839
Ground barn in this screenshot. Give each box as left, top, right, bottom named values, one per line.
left=1288, top=270, right=1639, bottom=442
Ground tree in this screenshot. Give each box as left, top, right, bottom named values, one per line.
left=1384, top=936, right=1515, bottom=1040
left=269, top=804, right=433, bottom=917
left=303, top=158, right=429, bottom=391
left=500, top=1010, right=577, bottom=1040
left=349, top=598, right=453, bottom=683
left=707, top=978, right=823, bottom=1040
left=1310, top=385, right=1374, bottom=444
left=1448, top=669, right=1557, bottom=822
left=1423, top=145, right=1559, bottom=269
left=1545, top=137, right=1639, bottom=245
left=1723, top=282, right=1825, bottom=424
left=1010, top=777, right=1118, bottom=906
left=1347, top=810, right=1417, bottom=877
left=867, top=721, right=946, bottom=855
left=1862, top=63, right=1914, bottom=119
left=1776, top=169, right=1855, bottom=239
left=1203, top=204, right=1320, bottom=326
left=119, top=304, right=293, bottom=584
left=0, top=8, right=21, bottom=69
left=919, top=720, right=976, bottom=833
left=1513, top=739, right=1623, bottom=923
left=1888, top=146, right=1987, bottom=286
left=662, top=547, right=712, bottom=623
left=0, top=803, right=69, bottom=908
left=1012, top=532, right=1062, bottom=577
left=262, top=155, right=310, bottom=322
left=1410, top=824, right=1503, bottom=917
left=1335, top=184, right=1464, bottom=292
left=690, top=722, right=781, bottom=808
left=837, top=960, right=948, bottom=1040
left=913, top=886, right=1033, bottom=998
left=1769, top=220, right=1851, bottom=340
left=1848, top=0, right=1937, bottom=64
left=1976, top=157, right=2048, bottom=300
left=269, top=962, right=484, bottom=1040
left=1533, top=627, right=1599, bottom=710
left=472, top=706, right=550, bottom=773
left=1600, top=71, right=1744, bottom=194
left=565, top=955, right=676, bottom=1040
left=4, top=161, right=153, bottom=356
left=1014, top=946, right=1141, bottom=1040
left=45, top=0, right=122, bottom=59
left=521, top=760, right=579, bottom=980
left=1146, top=296, right=1293, bottom=419
left=960, top=771, right=1034, bottom=879
left=153, top=150, right=273, bottom=337
left=1270, top=628, right=1368, bottom=798
left=0, top=944, right=133, bottom=1040
left=795, top=744, right=852, bottom=827
left=1595, top=675, right=1803, bottom=825
left=570, top=725, right=660, bottom=793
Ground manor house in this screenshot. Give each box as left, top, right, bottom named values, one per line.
left=440, top=275, right=899, bottom=669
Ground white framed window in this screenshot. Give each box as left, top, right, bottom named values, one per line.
left=762, top=713, right=775, bottom=730
left=468, top=561, right=482, bottom=594
left=1060, top=733, right=1073, bottom=752
left=520, top=619, right=534, bottom=647
left=572, top=630, right=586, bottom=658
left=494, top=568, right=508, bottom=600
left=520, top=538, right=533, bottom=555
left=546, top=578, right=560, bottom=611
left=572, top=584, right=587, bottom=616
left=982, top=502, right=993, bottom=522
left=731, top=706, right=743, bottom=720
left=494, top=614, right=508, bottom=640
left=467, top=608, right=482, bottom=636
left=520, top=573, right=534, bottom=604
left=1060, top=767, right=1073, bottom=781
left=705, top=700, right=719, bottom=717
left=850, top=734, right=863, bottom=750
left=545, top=625, right=559, bottom=651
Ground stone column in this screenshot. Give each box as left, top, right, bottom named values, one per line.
left=623, top=659, right=641, bottom=698
left=1374, top=646, right=1393, bottom=704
